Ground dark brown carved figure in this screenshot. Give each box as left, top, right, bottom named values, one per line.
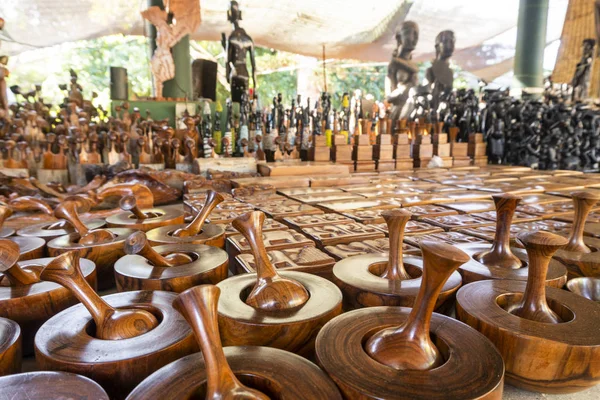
left=387, top=21, right=419, bottom=124
left=426, top=30, right=455, bottom=111
left=571, top=38, right=596, bottom=101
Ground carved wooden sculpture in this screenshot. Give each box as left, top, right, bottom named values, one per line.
left=0, top=316, right=21, bottom=376
left=114, top=231, right=228, bottom=293
left=147, top=190, right=226, bottom=248
left=105, top=195, right=184, bottom=232
left=332, top=209, right=461, bottom=310
left=127, top=285, right=342, bottom=399
left=0, top=239, right=97, bottom=354
left=316, top=239, right=505, bottom=399
left=35, top=251, right=197, bottom=400
left=0, top=372, right=109, bottom=399
left=216, top=211, right=342, bottom=355
left=457, top=230, right=600, bottom=393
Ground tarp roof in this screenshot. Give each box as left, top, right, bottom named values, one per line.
left=1, top=0, right=568, bottom=81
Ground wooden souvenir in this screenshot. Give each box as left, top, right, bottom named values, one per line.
left=341, top=208, right=388, bottom=224
left=402, top=204, right=459, bottom=219
left=35, top=251, right=197, bottom=400
left=96, top=183, right=154, bottom=209
left=517, top=200, right=599, bottom=218
left=216, top=211, right=342, bottom=355
left=278, top=187, right=342, bottom=196
left=282, top=213, right=352, bottom=229
left=115, top=231, right=228, bottom=293
left=224, top=217, right=287, bottom=237
left=457, top=231, right=600, bottom=393
left=404, top=231, right=489, bottom=247
left=458, top=219, right=572, bottom=243
left=127, top=285, right=342, bottom=400
left=16, top=217, right=105, bottom=243
left=256, top=200, right=324, bottom=219
left=317, top=198, right=402, bottom=212
left=332, top=210, right=461, bottom=310
left=421, top=213, right=496, bottom=231
left=0, top=372, right=109, bottom=399
left=0, top=317, right=21, bottom=376
left=372, top=219, right=444, bottom=236
left=300, top=222, right=385, bottom=248
left=106, top=195, right=184, bottom=231
left=472, top=209, right=541, bottom=223
left=566, top=277, right=600, bottom=302
left=287, top=191, right=363, bottom=204
left=10, top=236, right=45, bottom=260
left=0, top=239, right=96, bottom=354
left=146, top=190, right=226, bottom=248
left=325, top=238, right=421, bottom=260
left=236, top=246, right=336, bottom=279
left=441, top=200, right=496, bottom=214
left=316, top=239, right=505, bottom=399
left=0, top=206, right=15, bottom=237
left=8, top=196, right=53, bottom=215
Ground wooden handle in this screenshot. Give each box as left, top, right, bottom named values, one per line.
left=96, top=183, right=154, bottom=208
left=365, top=240, right=470, bottom=370
left=173, top=190, right=224, bottom=237
left=514, top=231, right=568, bottom=323
left=565, top=191, right=600, bottom=253
left=0, top=239, right=39, bottom=285
left=0, top=206, right=13, bottom=228
left=381, top=209, right=412, bottom=280
left=29, top=177, right=67, bottom=199
left=232, top=211, right=309, bottom=311
left=8, top=196, right=53, bottom=215
left=119, top=195, right=147, bottom=220
left=125, top=231, right=176, bottom=268
left=54, top=201, right=89, bottom=236
left=173, top=285, right=269, bottom=400
left=40, top=251, right=158, bottom=340
left=473, top=193, right=522, bottom=269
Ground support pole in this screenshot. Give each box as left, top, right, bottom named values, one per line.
left=513, top=0, right=549, bottom=99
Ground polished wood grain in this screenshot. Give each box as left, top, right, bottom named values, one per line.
left=0, top=316, right=21, bottom=376
left=96, top=183, right=154, bottom=209
left=106, top=202, right=184, bottom=232
left=0, top=205, right=15, bottom=237
left=54, top=200, right=116, bottom=245
left=10, top=236, right=46, bottom=260
left=564, top=191, right=600, bottom=253
left=236, top=246, right=335, bottom=279
left=0, top=239, right=39, bottom=285
left=232, top=211, right=309, bottom=311
left=0, top=372, right=109, bottom=399
left=566, top=277, right=600, bottom=302
left=173, top=190, right=224, bottom=237
left=8, top=196, right=53, bottom=215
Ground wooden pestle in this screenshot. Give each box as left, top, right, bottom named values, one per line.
left=365, top=240, right=470, bottom=370
left=8, top=196, right=53, bottom=215
left=0, top=239, right=39, bottom=285
left=120, top=196, right=148, bottom=220
left=124, top=231, right=193, bottom=267
left=232, top=211, right=310, bottom=311
left=380, top=209, right=412, bottom=280
left=40, top=251, right=158, bottom=340
left=172, top=190, right=224, bottom=238
left=564, top=191, right=600, bottom=253
left=173, top=285, right=269, bottom=400
left=473, top=193, right=523, bottom=269
left=54, top=201, right=115, bottom=245
left=510, top=231, right=569, bottom=323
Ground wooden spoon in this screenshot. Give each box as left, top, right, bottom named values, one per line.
left=232, top=211, right=309, bottom=311
left=564, top=191, right=600, bottom=253
left=172, top=190, right=224, bottom=238
left=173, top=285, right=269, bottom=400
left=380, top=209, right=412, bottom=280
left=365, top=240, right=470, bottom=370
left=124, top=231, right=193, bottom=267
left=40, top=251, right=159, bottom=340
left=0, top=239, right=39, bottom=285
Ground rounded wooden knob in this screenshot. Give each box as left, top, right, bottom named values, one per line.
left=54, top=201, right=90, bottom=236
left=0, top=239, right=40, bottom=285
left=124, top=232, right=192, bottom=267
left=232, top=211, right=309, bottom=311
left=172, top=190, right=224, bottom=238
left=8, top=196, right=53, bottom=215
left=380, top=209, right=412, bottom=280
left=173, top=285, right=269, bottom=400
left=511, top=231, right=569, bottom=323
left=565, top=191, right=600, bottom=253
left=365, top=240, right=470, bottom=370
left=473, top=193, right=522, bottom=269
left=120, top=196, right=147, bottom=220
left=40, top=251, right=159, bottom=340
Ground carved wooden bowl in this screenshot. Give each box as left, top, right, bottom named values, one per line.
left=10, top=236, right=46, bottom=260
left=16, top=218, right=106, bottom=243
left=0, top=240, right=96, bottom=355
left=35, top=252, right=196, bottom=400
left=0, top=317, right=21, bottom=376
left=316, top=240, right=505, bottom=399
left=333, top=210, right=461, bottom=310
left=0, top=372, right=109, bottom=400
left=106, top=196, right=184, bottom=232
left=566, top=277, right=600, bottom=302
left=115, top=232, right=229, bottom=293
left=457, top=231, right=600, bottom=393
left=127, top=285, right=342, bottom=400
left=216, top=211, right=342, bottom=356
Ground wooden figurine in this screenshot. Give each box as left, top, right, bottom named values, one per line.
left=455, top=193, right=567, bottom=287
left=127, top=285, right=342, bottom=399
left=34, top=251, right=197, bottom=400
left=316, top=239, right=505, bottom=399
left=114, top=231, right=228, bottom=293
left=146, top=190, right=227, bottom=248
left=105, top=195, right=184, bottom=232
left=0, top=239, right=96, bottom=354
left=47, top=200, right=135, bottom=290
left=566, top=277, right=600, bottom=302
left=457, top=231, right=600, bottom=393
left=0, top=372, right=109, bottom=399
left=0, top=205, right=15, bottom=237
left=216, top=211, right=342, bottom=355
left=0, top=316, right=21, bottom=376
left=332, top=209, right=461, bottom=310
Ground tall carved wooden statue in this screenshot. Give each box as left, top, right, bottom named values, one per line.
left=572, top=38, right=596, bottom=101
left=426, top=30, right=455, bottom=112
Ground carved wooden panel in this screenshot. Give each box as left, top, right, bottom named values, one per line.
left=517, top=201, right=600, bottom=217
left=317, top=198, right=402, bottom=212
left=300, top=223, right=385, bottom=247
left=394, top=194, right=455, bottom=206
left=472, top=210, right=541, bottom=223
left=457, top=220, right=572, bottom=242
left=443, top=190, right=493, bottom=201
left=403, top=204, right=458, bottom=219
left=278, top=187, right=343, bottom=196
left=256, top=201, right=324, bottom=219
left=371, top=220, right=444, bottom=236
left=441, top=200, right=496, bottom=214
left=183, top=192, right=233, bottom=202
left=225, top=218, right=288, bottom=237
left=341, top=209, right=386, bottom=224
left=324, top=239, right=420, bottom=260
left=225, top=229, right=315, bottom=259
left=420, top=214, right=496, bottom=231
left=287, top=192, right=364, bottom=204
left=235, top=246, right=335, bottom=278
left=404, top=231, right=489, bottom=247
left=282, top=213, right=353, bottom=229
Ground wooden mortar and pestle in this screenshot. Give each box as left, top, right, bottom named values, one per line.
left=333, top=209, right=462, bottom=311
left=0, top=371, right=109, bottom=399
left=106, top=195, right=184, bottom=232
left=566, top=277, right=600, bottom=302
left=216, top=211, right=342, bottom=356
left=0, top=316, right=21, bottom=376
left=114, top=231, right=228, bottom=293
left=316, top=239, right=505, bottom=399
left=94, top=182, right=154, bottom=210
left=146, top=190, right=226, bottom=248
left=34, top=250, right=197, bottom=400
left=0, top=239, right=96, bottom=354
left=127, top=285, right=342, bottom=400
left=456, top=193, right=567, bottom=287
left=9, top=235, right=46, bottom=260
left=47, top=199, right=135, bottom=290
left=457, top=230, right=600, bottom=393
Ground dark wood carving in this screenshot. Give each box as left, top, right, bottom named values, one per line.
left=0, top=372, right=109, bottom=399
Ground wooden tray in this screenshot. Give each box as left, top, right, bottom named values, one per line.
left=300, top=223, right=385, bottom=247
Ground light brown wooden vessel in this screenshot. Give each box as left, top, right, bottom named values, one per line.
left=0, top=372, right=109, bottom=399
left=0, top=316, right=21, bottom=376
left=106, top=196, right=184, bottom=231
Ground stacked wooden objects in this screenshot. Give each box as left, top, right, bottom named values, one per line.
left=373, top=129, right=395, bottom=171
left=353, top=123, right=375, bottom=172
left=411, top=128, right=433, bottom=168
left=449, top=126, right=470, bottom=166
left=469, top=133, right=488, bottom=166
left=331, top=133, right=353, bottom=170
